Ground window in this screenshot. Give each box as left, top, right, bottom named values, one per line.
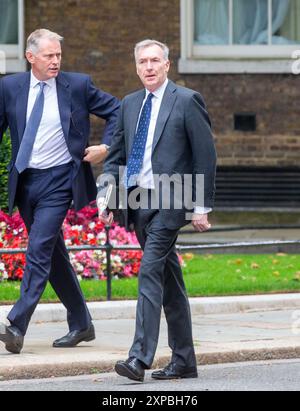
left=180, top=0, right=300, bottom=73
left=195, top=0, right=300, bottom=46
left=0, top=0, right=26, bottom=74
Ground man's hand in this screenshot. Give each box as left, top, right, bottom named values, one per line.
left=97, top=193, right=114, bottom=225
left=192, top=213, right=211, bottom=233
left=83, top=144, right=109, bottom=164
left=98, top=209, right=114, bottom=226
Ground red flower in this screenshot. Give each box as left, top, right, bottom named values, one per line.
left=0, top=206, right=183, bottom=281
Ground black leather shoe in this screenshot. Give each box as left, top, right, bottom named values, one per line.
left=115, top=357, right=145, bottom=382
left=152, top=362, right=198, bottom=380
left=53, top=324, right=95, bottom=348
left=0, top=323, right=24, bottom=354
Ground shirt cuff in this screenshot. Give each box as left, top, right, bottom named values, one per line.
left=194, top=207, right=212, bottom=215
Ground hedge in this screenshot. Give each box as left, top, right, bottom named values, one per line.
left=0, top=131, right=12, bottom=211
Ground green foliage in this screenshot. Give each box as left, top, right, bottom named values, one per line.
left=0, top=131, right=12, bottom=211
left=1, top=254, right=300, bottom=303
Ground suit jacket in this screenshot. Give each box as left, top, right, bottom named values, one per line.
left=100, top=80, right=217, bottom=230
left=0, top=71, right=120, bottom=214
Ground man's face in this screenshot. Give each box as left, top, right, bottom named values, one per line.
left=136, top=45, right=170, bottom=92
left=26, top=39, right=62, bottom=81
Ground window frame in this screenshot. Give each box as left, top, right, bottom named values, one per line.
left=179, top=0, right=300, bottom=74
left=0, top=0, right=26, bottom=74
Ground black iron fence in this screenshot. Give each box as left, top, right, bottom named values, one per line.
left=1, top=225, right=300, bottom=301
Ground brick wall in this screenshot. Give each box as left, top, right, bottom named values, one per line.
left=182, top=74, right=300, bottom=167
left=25, top=0, right=300, bottom=169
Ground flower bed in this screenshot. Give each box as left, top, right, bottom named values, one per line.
left=0, top=206, right=143, bottom=281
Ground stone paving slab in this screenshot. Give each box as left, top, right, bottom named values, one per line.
left=1, top=307, right=300, bottom=380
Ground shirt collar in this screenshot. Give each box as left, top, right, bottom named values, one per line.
left=145, top=78, right=169, bottom=100
left=30, top=71, right=56, bottom=89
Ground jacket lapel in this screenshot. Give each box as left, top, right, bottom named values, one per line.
left=56, top=72, right=71, bottom=140
left=127, top=90, right=145, bottom=155
left=152, top=80, right=177, bottom=154
left=16, top=72, right=30, bottom=143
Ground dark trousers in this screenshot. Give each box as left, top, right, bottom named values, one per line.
left=128, top=189, right=197, bottom=369
left=7, top=163, right=92, bottom=336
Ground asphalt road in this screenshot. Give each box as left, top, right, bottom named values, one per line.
left=0, top=359, right=300, bottom=391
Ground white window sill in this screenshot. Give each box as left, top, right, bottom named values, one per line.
left=178, top=58, right=295, bottom=74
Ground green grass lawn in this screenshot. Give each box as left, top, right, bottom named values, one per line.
left=1, top=254, right=300, bottom=304
left=183, top=253, right=300, bottom=296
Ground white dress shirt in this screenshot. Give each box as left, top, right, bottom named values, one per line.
left=136, top=78, right=211, bottom=215
left=136, top=78, right=169, bottom=189
left=27, top=72, right=72, bottom=169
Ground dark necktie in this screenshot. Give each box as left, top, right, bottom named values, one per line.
left=126, top=93, right=153, bottom=188
left=15, top=82, right=46, bottom=173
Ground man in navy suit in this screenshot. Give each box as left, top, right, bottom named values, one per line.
left=0, top=29, right=120, bottom=354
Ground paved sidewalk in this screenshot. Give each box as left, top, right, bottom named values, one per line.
left=178, top=226, right=300, bottom=253
left=1, top=294, right=300, bottom=380
left=179, top=226, right=300, bottom=243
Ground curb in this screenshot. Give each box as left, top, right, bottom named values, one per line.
left=1, top=347, right=300, bottom=381
left=2, top=294, right=300, bottom=324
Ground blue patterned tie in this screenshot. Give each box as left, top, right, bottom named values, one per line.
left=15, top=82, right=46, bottom=173
left=126, top=93, right=153, bottom=188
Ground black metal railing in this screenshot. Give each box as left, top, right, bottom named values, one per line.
left=1, top=225, right=300, bottom=301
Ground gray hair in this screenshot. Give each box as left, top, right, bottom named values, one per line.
left=134, top=39, right=169, bottom=62
left=26, top=29, right=64, bottom=54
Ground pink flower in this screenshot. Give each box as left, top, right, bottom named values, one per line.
left=124, top=265, right=133, bottom=277
left=0, top=205, right=184, bottom=281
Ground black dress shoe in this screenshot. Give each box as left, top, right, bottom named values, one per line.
left=53, top=324, right=95, bottom=348
left=0, top=323, right=24, bottom=354
left=152, top=362, right=198, bottom=380
left=115, top=357, right=145, bottom=382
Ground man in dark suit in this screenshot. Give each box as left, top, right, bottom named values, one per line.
left=0, top=29, right=120, bottom=354
left=98, top=39, right=216, bottom=381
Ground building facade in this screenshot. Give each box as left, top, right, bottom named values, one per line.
left=1, top=0, right=300, bottom=207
